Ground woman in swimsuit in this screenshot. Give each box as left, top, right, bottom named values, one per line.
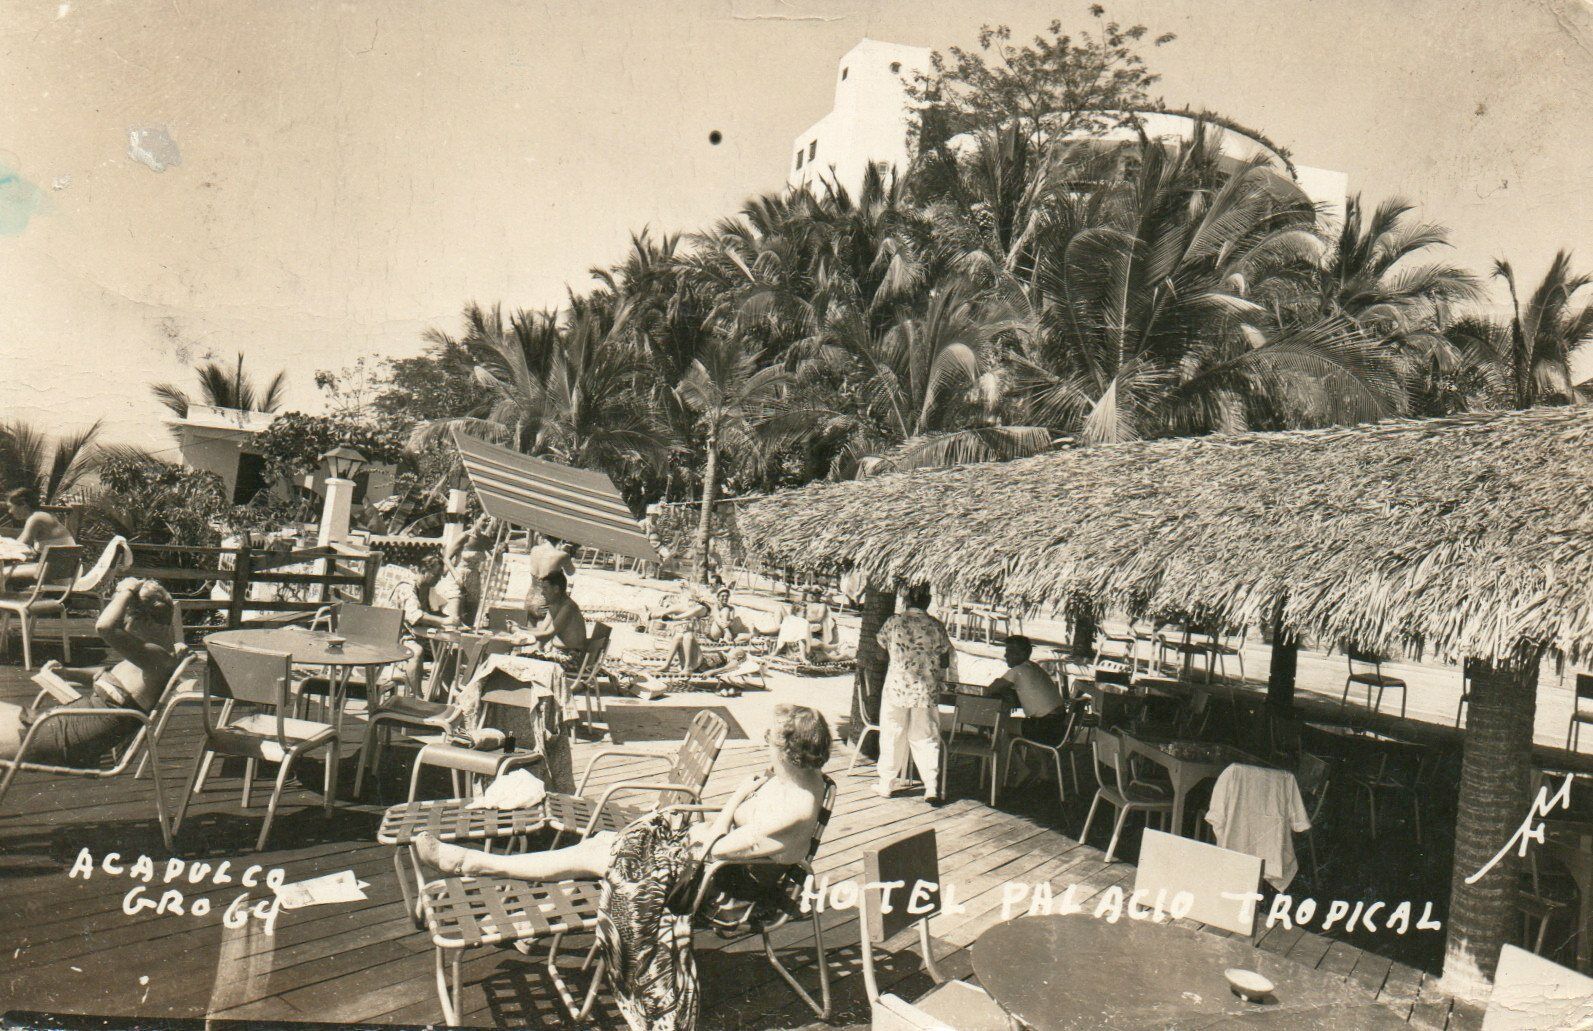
left=414, top=704, right=832, bottom=877
left=0, top=578, right=177, bottom=766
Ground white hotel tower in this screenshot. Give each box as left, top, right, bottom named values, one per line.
left=788, top=39, right=1348, bottom=223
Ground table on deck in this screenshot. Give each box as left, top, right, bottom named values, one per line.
left=973, top=913, right=1408, bottom=1029
left=1121, top=735, right=1261, bottom=837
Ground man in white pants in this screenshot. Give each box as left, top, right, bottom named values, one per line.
left=877, top=583, right=955, bottom=806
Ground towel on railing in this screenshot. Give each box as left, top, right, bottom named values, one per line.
left=1205, top=764, right=1312, bottom=890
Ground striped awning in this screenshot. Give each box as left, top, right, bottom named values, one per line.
left=453, top=431, right=658, bottom=562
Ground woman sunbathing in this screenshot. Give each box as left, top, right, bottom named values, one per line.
left=0, top=579, right=177, bottom=767
left=414, top=704, right=831, bottom=877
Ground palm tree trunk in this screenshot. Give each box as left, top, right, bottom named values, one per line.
left=692, top=427, right=719, bottom=584
left=849, top=586, right=896, bottom=759
left=1266, top=596, right=1297, bottom=712
left=1439, top=648, right=1541, bottom=1003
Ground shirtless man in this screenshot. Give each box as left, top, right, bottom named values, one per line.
left=518, top=569, right=587, bottom=661
left=3, top=487, right=76, bottom=587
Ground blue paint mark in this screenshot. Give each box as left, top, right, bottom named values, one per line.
left=0, top=160, right=44, bottom=235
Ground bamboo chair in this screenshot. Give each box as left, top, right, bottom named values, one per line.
left=0, top=545, right=84, bottom=669
left=0, top=649, right=200, bottom=850
left=860, top=827, right=1009, bottom=1031
left=172, top=641, right=339, bottom=852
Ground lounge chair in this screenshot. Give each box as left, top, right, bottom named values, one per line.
left=0, top=648, right=201, bottom=850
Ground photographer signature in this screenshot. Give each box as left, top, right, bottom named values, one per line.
left=1466, top=773, right=1575, bottom=884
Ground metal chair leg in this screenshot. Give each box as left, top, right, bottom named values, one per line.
left=257, top=756, right=297, bottom=852
left=434, top=946, right=460, bottom=1025
left=171, top=746, right=210, bottom=838
left=762, top=909, right=831, bottom=1019
left=1105, top=804, right=1131, bottom=863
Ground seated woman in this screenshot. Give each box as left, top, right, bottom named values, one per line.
left=771, top=589, right=843, bottom=664
left=2, top=487, right=76, bottom=587
left=657, top=588, right=763, bottom=695
left=0, top=578, right=177, bottom=767
left=414, top=704, right=831, bottom=877
left=394, top=553, right=465, bottom=694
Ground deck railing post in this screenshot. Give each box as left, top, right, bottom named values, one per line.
left=226, top=547, right=252, bottom=629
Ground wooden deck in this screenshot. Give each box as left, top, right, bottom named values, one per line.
left=0, top=666, right=1484, bottom=1030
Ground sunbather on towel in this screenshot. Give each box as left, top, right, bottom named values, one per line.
left=0, top=579, right=177, bottom=766
left=414, top=704, right=830, bottom=877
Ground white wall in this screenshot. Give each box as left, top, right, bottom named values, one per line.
left=787, top=39, right=932, bottom=196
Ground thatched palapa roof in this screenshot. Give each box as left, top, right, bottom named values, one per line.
left=738, top=407, right=1593, bottom=665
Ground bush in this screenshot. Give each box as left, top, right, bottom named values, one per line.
left=255, top=412, right=409, bottom=485
left=82, top=457, right=229, bottom=549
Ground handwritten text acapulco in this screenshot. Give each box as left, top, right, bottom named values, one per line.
left=67, top=848, right=284, bottom=934
left=798, top=876, right=1443, bottom=935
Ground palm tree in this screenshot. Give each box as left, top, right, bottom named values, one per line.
left=411, top=304, right=669, bottom=487
left=795, top=273, right=1051, bottom=475
left=1445, top=251, right=1593, bottom=409
left=151, top=353, right=287, bottom=418
left=0, top=419, right=104, bottom=502
left=1006, top=128, right=1404, bottom=442
left=675, top=333, right=795, bottom=581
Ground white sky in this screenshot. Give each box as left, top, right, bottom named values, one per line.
left=1, top=0, right=1590, bottom=448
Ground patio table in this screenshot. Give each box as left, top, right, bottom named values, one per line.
left=1121, top=735, right=1260, bottom=837
left=1544, top=816, right=1593, bottom=973
left=973, top=913, right=1408, bottom=1029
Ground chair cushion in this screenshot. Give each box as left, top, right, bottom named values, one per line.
left=1349, top=673, right=1406, bottom=688
left=913, top=979, right=1011, bottom=1031
left=376, top=696, right=450, bottom=720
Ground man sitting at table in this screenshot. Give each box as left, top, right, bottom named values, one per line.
left=989, top=635, right=1070, bottom=745
left=511, top=569, right=587, bottom=669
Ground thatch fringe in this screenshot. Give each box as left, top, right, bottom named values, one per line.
left=737, top=407, right=1593, bottom=665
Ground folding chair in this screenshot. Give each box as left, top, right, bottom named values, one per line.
left=1080, top=728, right=1172, bottom=862
left=939, top=694, right=1008, bottom=806
left=419, top=776, right=836, bottom=1025
left=384, top=709, right=729, bottom=929
left=859, top=828, right=1009, bottom=1030
left=845, top=670, right=882, bottom=775
left=1341, top=648, right=1408, bottom=717
left=0, top=544, right=84, bottom=669
left=172, top=640, right=339, bottom=851
left=569, top=622, right=613, bottom=739
left=1003, top=700, right=1084, bottom=805
left=0, top=648, right=200, bottom=850
left=354, top=633, right=514, bottom=798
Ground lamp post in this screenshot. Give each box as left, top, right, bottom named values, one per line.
left=316, top=445, right=367, bottom=548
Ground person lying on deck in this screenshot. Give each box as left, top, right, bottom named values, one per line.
left=644, top=580, right=713, bottom=624
left=2, top=487, right=76, bottom=587
left=0, top=579, right=177, bottom=766
left=414, top=704, right=831, bottom=877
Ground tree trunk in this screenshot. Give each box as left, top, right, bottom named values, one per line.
left=693, top=428, right=719, bottom=584
left=1069, top=607, right=1097, bottom=657
left=1266, top=597, right=1297, bottom=712
left=849, top=586, right=896, bottom=758
left=1439, top=649, right=1541, bottom=1003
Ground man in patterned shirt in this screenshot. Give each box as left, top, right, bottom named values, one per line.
left=877, top=583, right=955, bottom=805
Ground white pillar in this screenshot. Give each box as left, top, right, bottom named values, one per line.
left=317, top=477, right=356, bottom=547
left=442, top=488, right=470, bottom=551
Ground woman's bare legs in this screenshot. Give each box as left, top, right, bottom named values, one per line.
left=662, top=631, right=701, bottom=673
left=414, top=830, right=615, bottom=881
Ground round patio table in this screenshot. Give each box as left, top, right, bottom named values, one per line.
left=972, top=913, right=1407, bottom=1029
